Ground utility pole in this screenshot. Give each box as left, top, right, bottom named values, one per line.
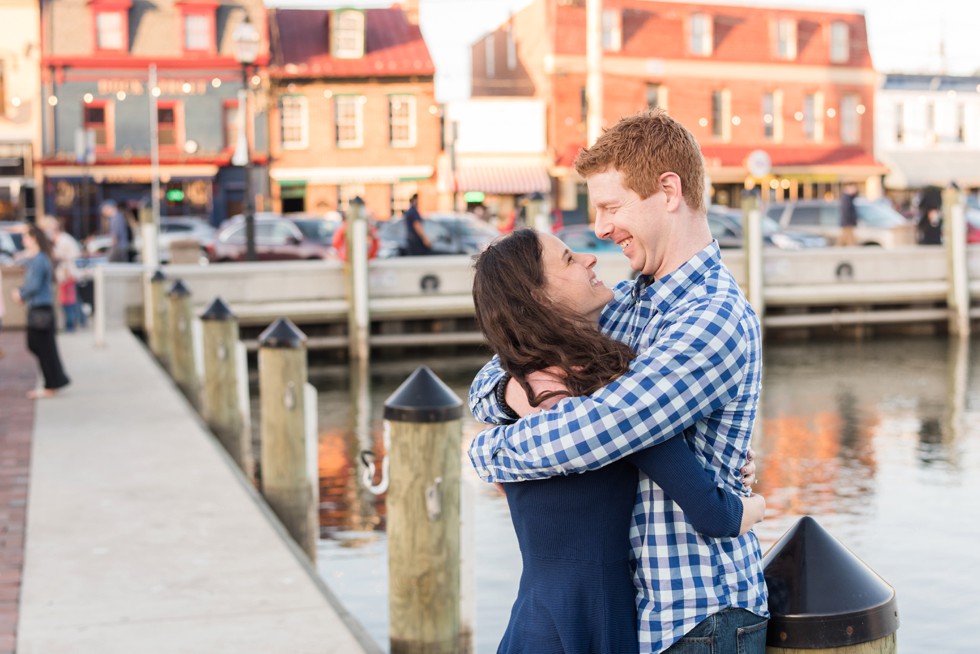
left=585, top=0, right=603, bottom=146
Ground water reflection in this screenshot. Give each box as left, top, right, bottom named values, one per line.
left=256, top=337, right=980, bottom=653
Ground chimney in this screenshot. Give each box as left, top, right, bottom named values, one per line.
left=400, top=0, right=419, bottom=25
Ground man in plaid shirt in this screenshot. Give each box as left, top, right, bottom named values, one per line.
left=468, top=110, right=768, bottom=653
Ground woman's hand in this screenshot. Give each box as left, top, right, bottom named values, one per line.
left=504, top=367, right=570, bottom=416
left=740, top=448, right=757, bottom=489
left=11, top=288, right=22, bottom=305
left=738, top=493, right=766, bottom=536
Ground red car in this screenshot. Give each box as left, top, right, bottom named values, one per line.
left=967, top=209, right=980, bottom=244
left=206, top=216, right=333, bottom=262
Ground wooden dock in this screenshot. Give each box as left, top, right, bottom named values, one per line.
left=4, top=245, right=972, bottom=353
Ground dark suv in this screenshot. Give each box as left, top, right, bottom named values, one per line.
left=765, top=199, right=915, bottom=248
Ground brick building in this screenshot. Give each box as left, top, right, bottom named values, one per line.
left=266, top=2, right=440, bottom=219
left=471, top=0, right=884, bottom=221
left=40, top=0, right=269, bottom=235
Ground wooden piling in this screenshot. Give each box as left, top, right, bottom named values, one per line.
left=200, top=298, right=254, bottom=480
left=258, top=318, right=317, bottom=560
left=167, top=279, right=200, bottom=405
left=384, top=367, right=463, bottom=654
left=346, top=197, right=370, bottom=363
left=943, top=188, right=970, bottom=336
left=148, top=270, right=169, bottom=367
left=764, top=516, right=898, bottom=654
left=742, top=193, right=766, bottom=317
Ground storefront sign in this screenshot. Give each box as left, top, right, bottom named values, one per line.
left=96, top=79, right=209, bottom=97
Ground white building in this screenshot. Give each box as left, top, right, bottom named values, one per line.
left=0, top=0, right=42, bottom=221
left=876, top=74, right=980, bottom=193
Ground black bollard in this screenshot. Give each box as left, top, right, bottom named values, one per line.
left=763, top=516, right=898, bottom=653
left=384, top=366, right=463, bottom=654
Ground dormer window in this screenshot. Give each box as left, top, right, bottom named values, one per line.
left=774, top=18, right=797, bottom=60
left=602, top=9, right=622, bottom=52
left=689, top=13, right=713, bottom=56
left=829, top=21, right=849, bottom=63
left=333, top=9, right=365, bottom=59
left=177, top=0, right=218, bottom=54
left=89, top=0, right=132, bottom=52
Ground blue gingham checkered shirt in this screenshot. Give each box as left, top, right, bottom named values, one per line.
left=468, top=242, right=768, bottom=653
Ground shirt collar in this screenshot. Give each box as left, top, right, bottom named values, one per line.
left=631, top=241, right=721, bottom=312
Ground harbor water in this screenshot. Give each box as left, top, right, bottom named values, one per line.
left=276, top=336, right=980, bottom=653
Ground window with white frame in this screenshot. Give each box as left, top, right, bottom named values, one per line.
left=646, top=84, right=666, bottom=111
left=506, top=26, right=517, bottom=71
left=840, top=95, right=860, bottom=144
left=763, top=92, right=775, bottom=140
left=690, top=14, right=713, bottom=56
left=830, top=21, right=849, bottom=63
left=803, top=92, right=823, bottom=141
left=95, top=11, right=126, bottom=51
left=775, top=18, right=797, bottom=60
left=183, top=13, right=211, bottom=52
left=602, top=9, right=622, bottom=51
left=711, top=89, right=730, bottom=140
left=333, top=10, right=365, bottom=59
left=895, top=103, right=904, bottom=144
left=485, top=35, right=495, bottom=79
left=388, top=95, right=416, bottom=147
left=280, top=95, right=308, bottom=150
left=335, top=95, right=364, bottom=148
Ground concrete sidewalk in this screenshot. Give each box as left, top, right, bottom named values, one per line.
left=17, top=329, right=380, bottom=653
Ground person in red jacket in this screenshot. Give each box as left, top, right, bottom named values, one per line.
left=331, top=215, right=379, bottom=262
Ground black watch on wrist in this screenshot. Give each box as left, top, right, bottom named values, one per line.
left=495, top=372, right=521, bottom=421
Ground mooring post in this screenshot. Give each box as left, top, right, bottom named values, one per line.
left=763, top=516, right=898, bottom=653
left=346, top=196, right=370, bottom=363
left=167, top=279, right=200, bottom=406
left=742, top=192, right=766, bottom=317
left=258, top=318, right=317, bottom=560
left=384, top=366, right=463, bottom=654
left=943, top=187, right=970, bottom=336
left=200, top=297, right=254, bottom=481
left=148, top=269, right=169, bottom=367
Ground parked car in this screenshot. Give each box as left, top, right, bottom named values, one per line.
left=157, top=216, right=215, bottom=263
left=377, top=212, right=501, bottom=257
left=554, top=224, right=622, bottom=253
left=765, top=199, right=915, bottom=248
left=289, top=215, right=341, bottom=249
left=707, top=205, right=829, bottom=250
left=0, top=230, right=17, bottom=265
left=82, top=216, right=214, bottom=263
left=0, top=221, right=27, bottom=255
left=206, top=216, right=333, bottom=262
left=966, top=207, right=980, bottom=244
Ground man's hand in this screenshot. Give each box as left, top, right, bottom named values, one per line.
left=504, top=367, right=570, bottom=416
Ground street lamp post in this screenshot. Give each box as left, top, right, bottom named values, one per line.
left=233, top=13, right=260, bottom=261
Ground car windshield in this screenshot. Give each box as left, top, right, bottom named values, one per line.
left=292, top=219, right=334, bottom=243
left=856, top=201, right=906, bottom=227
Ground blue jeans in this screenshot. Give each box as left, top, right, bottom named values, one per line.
left=663, top=608, right=767, bottom=654
left=63, top=302, right=86, bottom=332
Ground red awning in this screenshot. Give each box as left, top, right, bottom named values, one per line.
left=454, top=166, right=551, bottom=195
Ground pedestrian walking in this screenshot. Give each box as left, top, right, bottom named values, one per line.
left=403, top=193, right=431, bottom=255
left=10, top=225, right=70, bottom=399
left=43, top=216, right=86, bottom=331
left=103, top=200, right=133, bottom=262
left=839, top=182, right=859, bottom=246
left=917, top=185, right=943, bottom=245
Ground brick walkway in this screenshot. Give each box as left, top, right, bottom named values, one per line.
left=0, top=330, right=36, bottom=654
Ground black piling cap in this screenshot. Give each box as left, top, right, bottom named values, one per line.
left=151, top=269, right=167, bottom=283
left=763, top=516, right=899, bottom=649
left=167, top=279, right=190, bottom=297
left=258, top=318, right=306, bottom=349
left=384, top=366, right=462, bottom=423
left=200, top=297, right=235, bottom=321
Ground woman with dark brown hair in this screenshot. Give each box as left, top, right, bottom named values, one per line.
left=472, top=229, right=764, bottom=654
left=11, top=224, right=70, bottom=399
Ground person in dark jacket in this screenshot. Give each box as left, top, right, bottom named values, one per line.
left=10, top=225, right=70, bottom=399
left=839, top=183, right=859, bottom=246
left=403, top=193, right=431, bottom=255
left=917, top=185, right=943, bottom=245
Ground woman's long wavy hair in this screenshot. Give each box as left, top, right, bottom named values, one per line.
left=472, top=229, right=636, bottom=407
